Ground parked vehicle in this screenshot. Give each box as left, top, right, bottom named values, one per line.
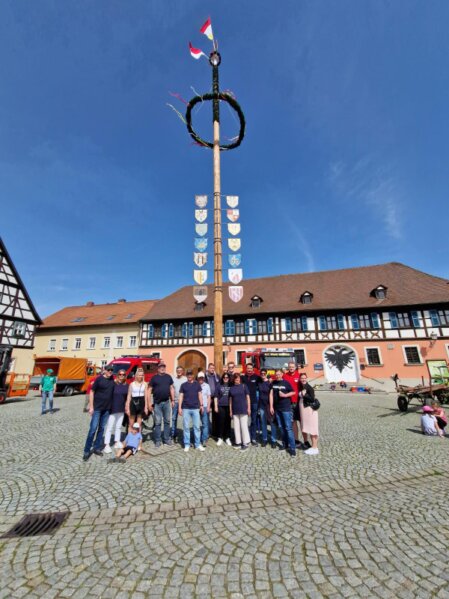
left=105, top=355, right=161, bottom=383
left=30, top=357, right=101, bottom=396
left=240, top=348, right=297, bottom=376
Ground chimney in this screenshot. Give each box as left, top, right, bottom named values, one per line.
left=86, top=301, right=95, bottom=307
left=117, top=299, right=126, bottom=303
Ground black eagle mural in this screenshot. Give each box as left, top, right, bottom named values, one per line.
left=324, top=346, right=356, bottom=373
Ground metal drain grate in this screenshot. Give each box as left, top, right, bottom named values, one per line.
left=1, top=511, right=69, bottom=539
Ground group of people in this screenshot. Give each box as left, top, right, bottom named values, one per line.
left=82, top=360, right=320, bottom=461
left=421, top=401, right=447, bottom=437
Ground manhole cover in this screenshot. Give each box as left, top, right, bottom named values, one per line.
left=1, top=511, right=69, bottom=539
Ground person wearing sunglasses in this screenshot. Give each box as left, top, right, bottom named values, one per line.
left=103, top=370, right=128, bottom=454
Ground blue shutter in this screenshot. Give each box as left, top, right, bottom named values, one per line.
left=267, top=317, right=274, bottom=334
left=225, top=320, right=235, bottom=336
left=389, top=312, right=398, bottom=328
left=168, top=324, right=174, bottom=338
left=285, top=317, right=292, bottom=332
left=301, top=316, right=308, bottom=331
left=370, top=313, right=380, bottom=329
left=350, top=315, right=359, bottom=330
left=318, top=316, right=326, bottom=331
left=148, top=324, right=154, bottom=339
left=202, top=322, right=209, bottom=336
left=411, top=311, right=421, bottom=328
left=188, top=322, right=194, bottom=337
left=251, top=319, right=257, bottom=334
left=161, top=324, right=168, bottom=338
left=244, top=320, right=250, bottom=335
left=337, top=315, right=345, bottom=330
left=429, top=310, right=440, bottom=326
left=182, top=323, right=187, bottom=338
left=211, top=321, right=214, bottom=336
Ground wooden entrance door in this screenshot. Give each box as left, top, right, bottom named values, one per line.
left=177, top=351, right=206, bottom=377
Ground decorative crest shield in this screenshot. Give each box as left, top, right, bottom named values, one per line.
left=229, top=253, right=241, bottom=267
left=195, top=195, right=208, bottom=208
left=195, top=210, right=207, bottom=223
left=229, top=286, right=244, bottom=303
left=194, top=252, right=207, bottom=267
left=194, top=270, right=208, bottom=285
left=228, top=269, right=243, bottom=284
left=226, top=209, right=239, bottom=222
left=195, top=223, right=208, bottom=237
left=226, top=195, right=239, bottom=208
left=193, top=285, right=208, bottom=302
left=227, top=223, right=241, bottom=236
left=195, top=238, right=208, bottom=251
left=228, top=238, right=241, bottom=251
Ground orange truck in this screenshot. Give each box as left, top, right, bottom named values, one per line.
left=30, top=357, right=100, bottom=396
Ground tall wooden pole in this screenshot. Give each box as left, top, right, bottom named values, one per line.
left=212, top=57, right=223, bottom=375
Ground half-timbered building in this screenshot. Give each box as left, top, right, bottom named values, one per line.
left=0, top=238, right=41, bottom=390
left=139, top=262, right=449, bottom=390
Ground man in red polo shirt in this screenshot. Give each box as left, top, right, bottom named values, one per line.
left=283, top=361, right=309, bottom=449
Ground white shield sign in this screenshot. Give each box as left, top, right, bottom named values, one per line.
left=229, top=285, right=244, bottom=303
left=228, top=238, right=241, bottom=251
left=195, top=223, right=208, bottom=237
left=194, top=270, right=208, bottom=285
left=228, top=223, right=241, bottom=236
left=193, top=285, right=208, bottom=302
left=195, top=210, right=207, bottom=223
left=227, top=209, right=239, bottom=222
left=194, top=252, right=207, bottom=267
left=228, top=269, right=243, bottom=284
left=195, top=195, right=208, bottom=208
left=226, top=195, right=239, bottom=208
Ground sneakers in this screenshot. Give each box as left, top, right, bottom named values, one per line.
left=82, top=452, right=91, bottom=462
left=233, top=444, right=241, bottom=450
left=261, top=441, right=267, bottom=447
left=93, top=449, right=103, bottom=456
left=154, top=442, right=161, bottom=448
left=166, top=439, right=174, bottom=446
left=251, top=440, right=258, bottom=447
left=304, top=448, right=319, bottom=455
left=303, top=441, right=312, bottom=450
left=241, top=444, right=249, bottom=451
left=271, top=443, right=277, bottom=449
left=103, top=445, right=112, bottom=454
left=289, top=450, right=297, bottom=457
left=225, top=438, right=232, bottom=446
left=197, top=445, right=206, bottom=452
left=184, top=447, right=190, bottom=453
left=216, top=438, right=223, bottom=446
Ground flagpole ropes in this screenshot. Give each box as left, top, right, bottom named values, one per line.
left=211, top=52, right=224, bottom=375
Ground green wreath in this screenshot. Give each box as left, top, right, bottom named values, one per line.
left=185, top=92, right=246, bottom=150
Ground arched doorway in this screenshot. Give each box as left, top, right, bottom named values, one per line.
left=323, top=344, right=359, bottom=383
left=177, top=350, right=207, bottom=377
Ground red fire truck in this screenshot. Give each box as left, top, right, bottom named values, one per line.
left=240, top=348, right=298, bottom=376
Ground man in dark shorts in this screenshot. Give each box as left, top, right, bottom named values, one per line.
left=269, top=369, right=296, bottom=457
left=148, top=362, right=174, bottom=447
left=83, top=366, right=115, bottom=461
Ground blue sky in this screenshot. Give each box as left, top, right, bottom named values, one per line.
left=1, top=1, right=448, bottom=317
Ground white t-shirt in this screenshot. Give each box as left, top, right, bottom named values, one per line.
left=131, top=381, right=146, bottom=397
left=421, top=413, right=437, bottom=435
left=173, top=376, right=187, bottom=401
left=200, top=382, right=211, bottom=408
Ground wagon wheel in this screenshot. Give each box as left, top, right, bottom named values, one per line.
left=397, top=395, right=408, bottom=412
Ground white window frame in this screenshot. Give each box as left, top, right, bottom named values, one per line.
left=61, top=338, right=69, bottom=351
left=103, top=336, right=111, bottom=349
left=402, top=345, right=422, bottom=365
left=88, top=337, right=96, bottom=350
left=115, top=336, right=124, bottom=349
left=48, top=339, right=56, bottom=352
left=129, top=335, right=137, bottom=349
left=73, top=337, right=82, bottom=350
left=364, top=346, right=383, bottom=366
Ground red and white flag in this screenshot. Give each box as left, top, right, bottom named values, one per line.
left=189, top=42, right=206, bottom=60
left=200, top=17, right=214, bottom=41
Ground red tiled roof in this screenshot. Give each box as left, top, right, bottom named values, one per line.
left=41, top=299, right=158, bottom=329
left=141, top=263, right=449, bottom=321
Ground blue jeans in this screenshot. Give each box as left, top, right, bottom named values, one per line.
left=182, top=409, right=201, bottom=448
left=276, top=410, right=296, bottom=452
left=41, top=390, right=54, bottom=413
left=84, top=409, right=109, bottom=454
left=250, top=401, right=260, bottom=441
left=171, top=402, right=179, bottom=439
left=154, top=400, right=171, bottom=444
left=258, top=406, right=268, bottom=442
left=201, top=409, right=210, bottom=443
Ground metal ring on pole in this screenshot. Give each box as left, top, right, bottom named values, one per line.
left=185, top=93, right=246, bottom=150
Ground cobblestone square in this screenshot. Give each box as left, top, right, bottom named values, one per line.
left=1, top=391, right=449, bottom=598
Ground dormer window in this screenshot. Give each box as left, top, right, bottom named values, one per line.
left=70, top=317, right=86, bottom=323
left=194, top=302, right=205, bottom=312
left=372, top=285, right=387, bottom=300
left=250, top=296, right=262, bottom=309
left=300, top=291, right=313, bottom=304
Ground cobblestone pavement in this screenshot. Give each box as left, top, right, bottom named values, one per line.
left=1, top=392, right=449, bottom=598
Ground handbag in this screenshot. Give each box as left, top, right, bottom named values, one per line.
left=303, top=393, right=320, bottom=411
